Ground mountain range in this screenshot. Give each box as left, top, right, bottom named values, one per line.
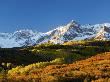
left=0, top=20, right=110, bottom=48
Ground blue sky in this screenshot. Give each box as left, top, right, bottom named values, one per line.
left=0, top=0, right=110, bottom=32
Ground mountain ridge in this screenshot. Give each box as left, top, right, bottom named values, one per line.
left=0, top=20, right=110, bottom=48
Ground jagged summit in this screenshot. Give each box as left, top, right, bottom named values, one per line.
left=0, top=20, right=110, bottom=48
left=66, top=20, right=79, bottom=28
left=94, top=26, right=110, bottom=40
left=0, top=29, right=43, bottom=48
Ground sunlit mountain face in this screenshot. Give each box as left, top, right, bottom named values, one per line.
left=0, top=20, right=110, bottom=48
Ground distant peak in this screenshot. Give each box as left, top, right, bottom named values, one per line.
left=69, top=20, right=77, bottom=24
left=103, top=23, right=110, bottom=27
left=66, top=20, right=79, bottom=28
left=70, top=20, right=77, bottom=23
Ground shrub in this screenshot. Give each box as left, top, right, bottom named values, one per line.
left=51, top=58, right=65, bottom=64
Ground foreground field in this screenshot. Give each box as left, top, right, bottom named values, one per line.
left=0, top=40, right=110, bottom=82
left=6, top=52, right=110, bottom=82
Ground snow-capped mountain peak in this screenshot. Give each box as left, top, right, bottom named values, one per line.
left=0, top=29, right=44, bottom=48
left=1, top=20, right=110, bottom=48
left=94, top=25, right=110, bottom=40
left=66, top=20, right=79, bottom=28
